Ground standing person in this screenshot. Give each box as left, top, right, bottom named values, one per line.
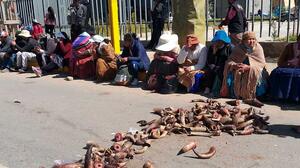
left=69, top=0, right=87, bottom=41
left=218, top=0, right=248, bottom=46
left=118, top=33, right=150, bottom=86
left=177, top=34, right=208, bottom=93
left=146, top=0, right=168, bottom=50
left=44, top=6, right=56, bottom=37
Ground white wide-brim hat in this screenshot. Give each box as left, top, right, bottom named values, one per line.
left=92, top=35, right=104, bottom=43
left=18, top=30, right=31, bottom=38
left=155, top=32, right=179, bottom=52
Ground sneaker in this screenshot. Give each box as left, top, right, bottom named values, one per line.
left=32, top=66, right=42, bottom=77
left=130, top=78, right=139, bottom=86
left=0, top=68, right=9, bottom=73
left=18, top=68, right=27, bottom=73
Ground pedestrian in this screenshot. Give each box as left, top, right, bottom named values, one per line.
left=218, top=0, right=248, bottom=46
left=146, top=0, right=168, bottom=50
left=69, top=0, right=88, bottom=41
left=44, top=6, right=56, bottom=38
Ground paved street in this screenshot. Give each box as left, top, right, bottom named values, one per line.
left=0, top=71, right=299, bottom=168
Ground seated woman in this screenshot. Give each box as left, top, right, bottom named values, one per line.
left=220, top=32, right=268, bottom=107
left=177, top=34, right=207, bottom=92
left=269, top=34, right=300, bottom=102
left=70, top=32, right=96, bottom=79
left=118, top=33, right=150, bottom=86
left=145, top=32, right=180, bottom=94
left=32, top=32, right=72, bottom=77
left=93, top=35, right=117, bottom=82
left=203, top=30, right=233, bottom=96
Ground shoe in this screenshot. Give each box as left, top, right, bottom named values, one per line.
left=203, top=87, right=210, bottom=95
left=243, top=98, right=264, bottom=108
left=292, top=126, right=300, bottom=134
left=130, top=78, right=139, bottom=86
left=226, top=99, right=241, bottom=106
left=18, top=68, right=27, bottom=73
left=0, top=68, right=9, bottom=73
left=32, top=66, right=42, bottom=77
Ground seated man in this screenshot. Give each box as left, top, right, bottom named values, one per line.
left=177, top=34, right=207, bottom=92
left=93, top=35, right=118, bottom=82
left=118, top=33, right=150, bottom=86
left=145, top=32, right=180, bottom=94
left=269, top=34, right=300, bottom=102
left=11, top=30, right=41, bottom=72
left=0, top=31, right=13, bottom=72
left=220, top=32, right=268, bottom=107
left=203, top=30, right=233, bottom=96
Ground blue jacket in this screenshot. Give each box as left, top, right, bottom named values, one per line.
left=121, top=38, right=150, bottom=70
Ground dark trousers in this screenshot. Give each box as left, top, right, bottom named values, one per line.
left=147, top=18, right=164, bottom=49
left=0, top=53, right=15, bottom=69
left=41, top=62, right=58, bottom=74
left=128, top=61, right=145, bottom=79
left=45, top=24, right=55, bottom=37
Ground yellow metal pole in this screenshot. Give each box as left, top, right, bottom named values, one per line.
left=109, top=0, right=121, bottom=54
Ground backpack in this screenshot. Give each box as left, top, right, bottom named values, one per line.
left=113, top=65, right=132, bottom=85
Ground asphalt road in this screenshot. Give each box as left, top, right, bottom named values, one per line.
left=0, top=72, right=299, bottom=168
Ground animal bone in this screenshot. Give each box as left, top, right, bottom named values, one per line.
left=192, top=146, right=216, bottom=159
left=177, top=142, right=197, bottom=155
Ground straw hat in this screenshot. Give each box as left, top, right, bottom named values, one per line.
left=155, top=32, right=179, bottom=52
left=18, top=30, right=31, bottom=38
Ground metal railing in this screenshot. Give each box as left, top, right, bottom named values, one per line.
left=15, top=0, right=172, bottom=41
left=206, top=0, right=300, bottom=42
left=16, top=0, right=299, bottom=42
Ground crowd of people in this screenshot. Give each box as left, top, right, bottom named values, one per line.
left=0, top=0, right=299, bottom=110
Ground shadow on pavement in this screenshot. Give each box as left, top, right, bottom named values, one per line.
left=265, top=100, right=300, bottom=111
left=269, top=124, right=300, bottom=139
